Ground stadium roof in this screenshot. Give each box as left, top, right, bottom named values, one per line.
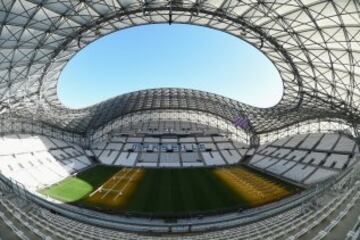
left=0, top=0, right=359, bottom=134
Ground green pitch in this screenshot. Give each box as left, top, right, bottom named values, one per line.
left=40, top=165, right=299, bottom=215
left=124, top=168, right=246, bottom=213
left=40, top=165, right=119, bottom=202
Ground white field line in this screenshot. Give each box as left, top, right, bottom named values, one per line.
left=114, top=169, right=140, bottom=200
left=98, top=189, right=124, bottom=192
left=100, top=168, right=133, bottom=199
left=89, top=168, right=127, bottom=197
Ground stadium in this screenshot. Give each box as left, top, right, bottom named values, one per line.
left=0, top=0, right=360, bottom=239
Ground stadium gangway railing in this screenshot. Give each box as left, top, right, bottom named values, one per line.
left=345, top=215, right=360, bottom=240
left=0, top=158, right=359, bottom=234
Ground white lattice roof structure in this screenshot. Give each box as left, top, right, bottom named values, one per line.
left=0, top=0, right=359, bottom=136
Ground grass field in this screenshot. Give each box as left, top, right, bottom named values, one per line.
left=40, top=165, right=299, bottom=215
left=39, top=165, right=119, bottom=202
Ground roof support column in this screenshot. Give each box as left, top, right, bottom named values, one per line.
left=250, top=134, right=259, bottom=148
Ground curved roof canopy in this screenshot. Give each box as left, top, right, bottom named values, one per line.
left=0, top=0, right=359, bottom=134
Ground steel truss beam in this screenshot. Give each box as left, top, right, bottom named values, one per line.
left=0, top=0, right=358, bottom=135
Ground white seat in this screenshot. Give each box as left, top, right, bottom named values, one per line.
left=302, top=152, right=327, bottom=165
left=299, top=133, right=323, bottom=149
left=334, top=136, right=355, bottom=153
left=285, top=150, right=307, bottom=161
left=98, top=150, right=118, bottom=165
left=283, top=164, right=315, bottom=182
left=201, top=151, right=225, bottom=166
left=305, top=168, right=338, bottom=184
left=323, top=154, right=349, bottom=169
left=159, top=153, right=180, bottom=167
left=284, top=134, right=308, bottom=148
left=252, top=157, right=278, bottom=169
left=221, top=150, right=241, bottom=164
left=316, top=134, right=340, bottom=151
left=0, top=135, right=91, bottom=190
left=267, top=160, right=296, bottom=175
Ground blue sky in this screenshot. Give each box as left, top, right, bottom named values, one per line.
left=58, top=24, right=283, bottom=109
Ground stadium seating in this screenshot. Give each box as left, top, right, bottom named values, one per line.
left=90, top=134, right=248, bottom=167
left=220, top=150, right=242, bottom=164
left=0, top=180, right=358, bottom=239
left=113, top=152, right=138, bottom=167
left=137, top=152, right=159, bottom=167
left=0, top=132, right=358, bottom=240
left=250, top=133, right=358, bottom=185
left=159, top=153, right=181, bottom=167
left=0, top=134, right=92, bottom=191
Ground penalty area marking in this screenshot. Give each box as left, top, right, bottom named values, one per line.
left=89, top=168, right=128, bottom=197
left=100, top=168, right=133, bottom=199
left=114, top=169, right=141, bottom=200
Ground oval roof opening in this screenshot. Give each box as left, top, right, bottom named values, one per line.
left=58, top=24, right=283, bottom=109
